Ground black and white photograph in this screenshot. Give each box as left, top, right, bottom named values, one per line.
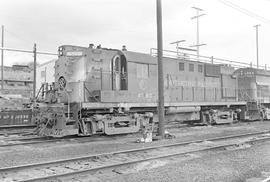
left=0, top=0, right=270, bottom=181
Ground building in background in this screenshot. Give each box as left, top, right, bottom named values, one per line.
left=0, top=65, right=33, bottom=98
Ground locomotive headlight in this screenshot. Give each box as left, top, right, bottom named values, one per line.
left=58, top=47, right=64, bottom=57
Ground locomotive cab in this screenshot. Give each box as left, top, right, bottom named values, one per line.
left=55, top=45, right=131, bottom=103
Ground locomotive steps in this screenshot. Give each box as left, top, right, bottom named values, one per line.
left=1, top=130, right=270, bottom=182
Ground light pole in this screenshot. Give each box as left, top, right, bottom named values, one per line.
left=253, top=24, right=260, bottom=69
left=191, top=7, right=206, bottom=61
left=170, top=40, right=185, bottom=57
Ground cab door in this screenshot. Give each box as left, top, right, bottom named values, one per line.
left=112, top=55, right=121, bottom=90
left=112, top=54, right=128, bottom=90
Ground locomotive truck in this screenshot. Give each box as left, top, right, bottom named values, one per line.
left=34, top=45, right=270, bottom=137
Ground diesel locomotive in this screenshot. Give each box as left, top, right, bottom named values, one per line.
left=34, top=45, right=270, bottom=137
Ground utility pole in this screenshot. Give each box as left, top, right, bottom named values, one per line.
left=170, top=40, right=185, bottom=57
left=191, top=7, right=206, bottom=61
left=1, top=25, right=4, bottom=91
left=254, top=24, right=260, bottom=69
left=156, top=0, right=165, bottom=138
left=33, top=43, right=37, bottom=99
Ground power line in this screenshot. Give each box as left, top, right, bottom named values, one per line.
left=0, top=47, right=57, bottom=56
left=220, top=0, right=270, bottom=22
left=2, top=27, right=57, bottom=57
left=5, top=28, right=33, bottom=45
left=219, top=0, right=269, bottom=23
left=219, top=0, right=270, bottom=25
left=4, top=28, right=58, bottom=53
left=219, top=0, right=270, bottom=26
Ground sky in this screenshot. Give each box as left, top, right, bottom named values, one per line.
left=1, top=0, right=270, bottom=67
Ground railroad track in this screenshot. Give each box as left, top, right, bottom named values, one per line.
left=0, top=122, right=264, bottom=147
left=0, top=124, right=36, bottom=136
left=0, top=130, right=270, bottom=182
left=0, top=136, right=63, bottom=147
left=262, top=176, right=270, bottom=182
left=0, top=131, right=32, bottom=136
left=0, top=124, right=35, bottom=130
left=246, top=172, right=270, bottom=182
left=0, top=134, right=119, bottom=148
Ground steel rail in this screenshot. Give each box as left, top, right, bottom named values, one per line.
left=0, top=126, right=267, bottom=148
left=261, top=176, right=270, bottom=182
left=0, top=137, right=61, bottom=148
left=0, top=130, right=270, bottom=182
left=0, top=125, right=36, bottom=136
left=0, top=135, right=116, bottom=148
left=0, top=125, right=35, bottom=130
left=0, top=131, right=30, bottom=136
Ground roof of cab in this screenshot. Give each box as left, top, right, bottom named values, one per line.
left=121, top=51, right=157, bottom=65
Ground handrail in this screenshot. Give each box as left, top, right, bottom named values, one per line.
left=150, top=48, right=269, bottom=70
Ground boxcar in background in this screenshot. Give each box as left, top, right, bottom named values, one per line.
left=0, top=109, right=32, bottom=126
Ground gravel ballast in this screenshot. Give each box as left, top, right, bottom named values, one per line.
left=101, top=140, right=270, bottom=182
left=0, top=121, right=270, bottom=178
